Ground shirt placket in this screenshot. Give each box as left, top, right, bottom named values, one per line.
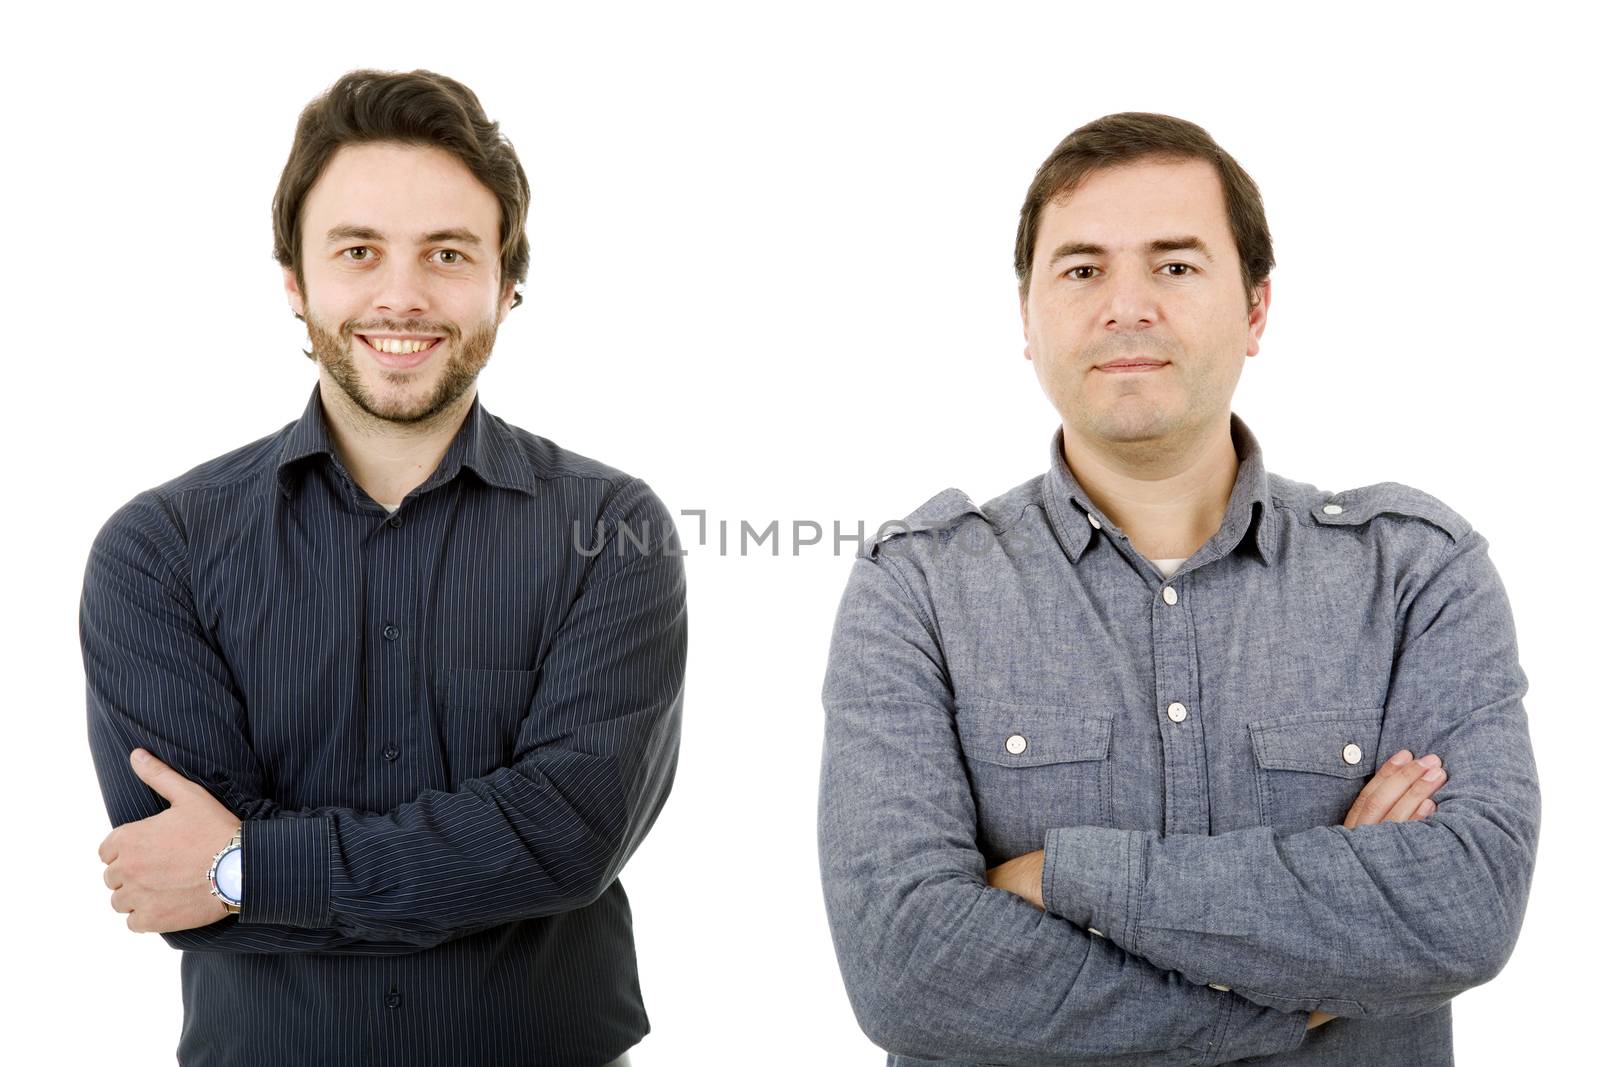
left=1150, top=569, right=1211, bottom=837
left=363, top=497, right=424, bottom=813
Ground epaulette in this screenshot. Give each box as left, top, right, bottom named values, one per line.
left=861, top=487, right=986, bottom=559
left=1308, top=481, right=1470, bottom=544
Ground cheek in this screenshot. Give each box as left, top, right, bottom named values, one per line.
left=1029, top=346, right=1079, bottom=403
left=303, top=284, right=362, bottom=328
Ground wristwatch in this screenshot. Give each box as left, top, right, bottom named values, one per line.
left=207, top=828, right=244, bottom=914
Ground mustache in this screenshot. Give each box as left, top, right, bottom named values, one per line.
left=346, top=323, right=457, bottom=340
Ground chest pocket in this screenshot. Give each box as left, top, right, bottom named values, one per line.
left=441, top=667, right=540, bottom=785
left=1248, top=709, right=1384, bottom=832
left=955, top=701, right=1113, bottom=861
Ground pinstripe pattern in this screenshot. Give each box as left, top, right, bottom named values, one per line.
left=82, top=383, right=686, bottom=1066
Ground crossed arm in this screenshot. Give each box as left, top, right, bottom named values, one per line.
left=84, top=483, right=686, bottom=953
left=1019, top=528, right=1538, bottom=1020
left=819, top=555, right=1312, bottom=1065
left=819, top=527, right=1538, bottom=1063
left=986, top=747, right=1453, bottom=1032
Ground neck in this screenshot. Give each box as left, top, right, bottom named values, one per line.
left=315, top=373, right=473, bottom=507
left=1061, top=416, right=1239, bottom=560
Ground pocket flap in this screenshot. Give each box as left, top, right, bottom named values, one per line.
left=1249, top=709, right=1383, bottom=778
left=957, top=702, right=1112, bottom=768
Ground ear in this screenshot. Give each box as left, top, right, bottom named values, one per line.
left=497, top=278, right=517, bottom=325
left=283, top=266, right=306, bottom=320
left=1019, top=288, right=1033, bottom=361
left=1244, top=276, right=1271, bottom=358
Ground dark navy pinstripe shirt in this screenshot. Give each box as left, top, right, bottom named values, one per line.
left=81, top=382, right=686, bottom=1067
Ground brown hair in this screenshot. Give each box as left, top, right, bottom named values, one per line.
left=272, top=69, right=531, bottom=316
left=1014, top=112, right=1273, bottom=311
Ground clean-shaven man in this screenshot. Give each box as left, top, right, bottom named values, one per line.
left=84, top=69, right=684, bottom=1067
left=820, top=112, right=1537, bottom=1065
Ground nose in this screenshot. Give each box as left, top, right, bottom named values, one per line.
left=1100, top=262, right=1158, bottom=332
left=371, top=254, right=430, bottom=319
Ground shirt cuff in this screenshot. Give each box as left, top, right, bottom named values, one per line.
left=239, top=816, right=331, bottom=928
left=1200, top=990, right=1310, bottom=1065
left=1042, top=825, right=1149, bottom=951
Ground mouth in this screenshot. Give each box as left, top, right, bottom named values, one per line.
left=355, top=333, right=444, bottom=370
left=1096, top=360, right=1168, bottom=374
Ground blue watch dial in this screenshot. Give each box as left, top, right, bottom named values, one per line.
left=215, top=847, right=243, bottom=905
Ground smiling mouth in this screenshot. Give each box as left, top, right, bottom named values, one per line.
left=354, top=333, right=445, bottom=370
left=356, top=334, right=443, bottom=355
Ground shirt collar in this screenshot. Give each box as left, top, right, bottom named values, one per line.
left=275, top=382, right=539, bottom=501
left=1041, top=411, right=1278, bottom=567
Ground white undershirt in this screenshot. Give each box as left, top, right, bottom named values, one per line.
left=1150, top=557, right=1187, bottom=579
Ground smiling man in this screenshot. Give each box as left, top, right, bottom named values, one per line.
left=82, top=70, right=684, bottom=1067
left=819, top=113, right=1539, bottom=1065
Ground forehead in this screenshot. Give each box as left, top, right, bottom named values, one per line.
left=1036, top=158, right=1231, bottom=255
left=301, top=141, right=500, bottom=240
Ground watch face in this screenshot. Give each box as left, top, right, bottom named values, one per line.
left=215, top=847, right=243, bottom=905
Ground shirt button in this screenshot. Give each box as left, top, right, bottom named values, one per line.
left=384, top=988, right=402, bottom=1009
left=1167, top=702, right=1188, bottom=723
left=1162, top=586, right=1178, bottom=605
left=1207, top=982, right=1232, bottom=992
left=388, top=514, right=403, bottom=528
left=1342, top=743, right=1363, bottom=765
left=1322, top=503, right=1344, bottom=515
left=382, top=623, right=401, bottom=641
left=1087, top=514, right=1102, bottom=530
left=1005, top=734, right=1028, bottom=755
left=383, top=745, right=400, bottom=762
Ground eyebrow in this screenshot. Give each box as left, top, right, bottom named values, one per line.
left=324, top=224, right=485, bottom=247
left=1048, top=235, right=1215, bottom=268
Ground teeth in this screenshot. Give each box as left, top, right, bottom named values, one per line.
left=363, top=336, right=436, bottom=355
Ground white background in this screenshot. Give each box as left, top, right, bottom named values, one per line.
left=7, top=1, right=1592, bottom=1063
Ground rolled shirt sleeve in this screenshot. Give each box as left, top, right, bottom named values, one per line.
left=821, top=551, right=1311, bottom=1065
left=1041, top=527, right=1539, bottom=1019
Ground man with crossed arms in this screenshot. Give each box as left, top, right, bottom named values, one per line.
left=819, top=112, right=1538, bottom=1065
left=84, top=69, right=682, bottom=1066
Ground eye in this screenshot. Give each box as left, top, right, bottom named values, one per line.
left=1162, top=263, right=1197, bottom=277
left=342, top=246, right=373, bottom=262
left=1064, top=265, right=1098, bottom=281
left=434, top=249, right=467, bottom=265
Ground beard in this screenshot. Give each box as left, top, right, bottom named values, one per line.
left=304, top=308, right=498, bottom=426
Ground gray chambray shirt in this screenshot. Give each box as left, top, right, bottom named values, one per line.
left=818, top=412, right=1539, bottom=1066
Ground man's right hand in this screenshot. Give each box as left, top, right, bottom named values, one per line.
left=1342, top=748, right=1448, bottom=828
left=1306, top=749, right=1449, bottom=1030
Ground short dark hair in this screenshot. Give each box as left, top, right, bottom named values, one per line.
left=1014, top=112, right=1274, bottom=310
left=272, top=69, right=531, bottom=316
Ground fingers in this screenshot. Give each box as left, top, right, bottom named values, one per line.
left=97, top=831, right=118, bottom=865
left=1343, top=750, right=1446, bottom=828
left=1344, top=749, right=1420, bottom=827
left=129, top=748, right=197, bottom=804
left=1382, top=761, right=1447, bottom=823
left=102, top=863, right=121, bottom=891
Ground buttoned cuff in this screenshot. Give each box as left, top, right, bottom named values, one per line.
left=1200, top=991, right=1309, bottom=1065
left=239, top=816, right=331, bottom=928
left=1042, top=825, right=1149, bottom=950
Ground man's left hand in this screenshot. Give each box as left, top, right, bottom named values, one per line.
left=98, top=749, right=240, bottom=933
left=985, top=849, right=1045, bottom=909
